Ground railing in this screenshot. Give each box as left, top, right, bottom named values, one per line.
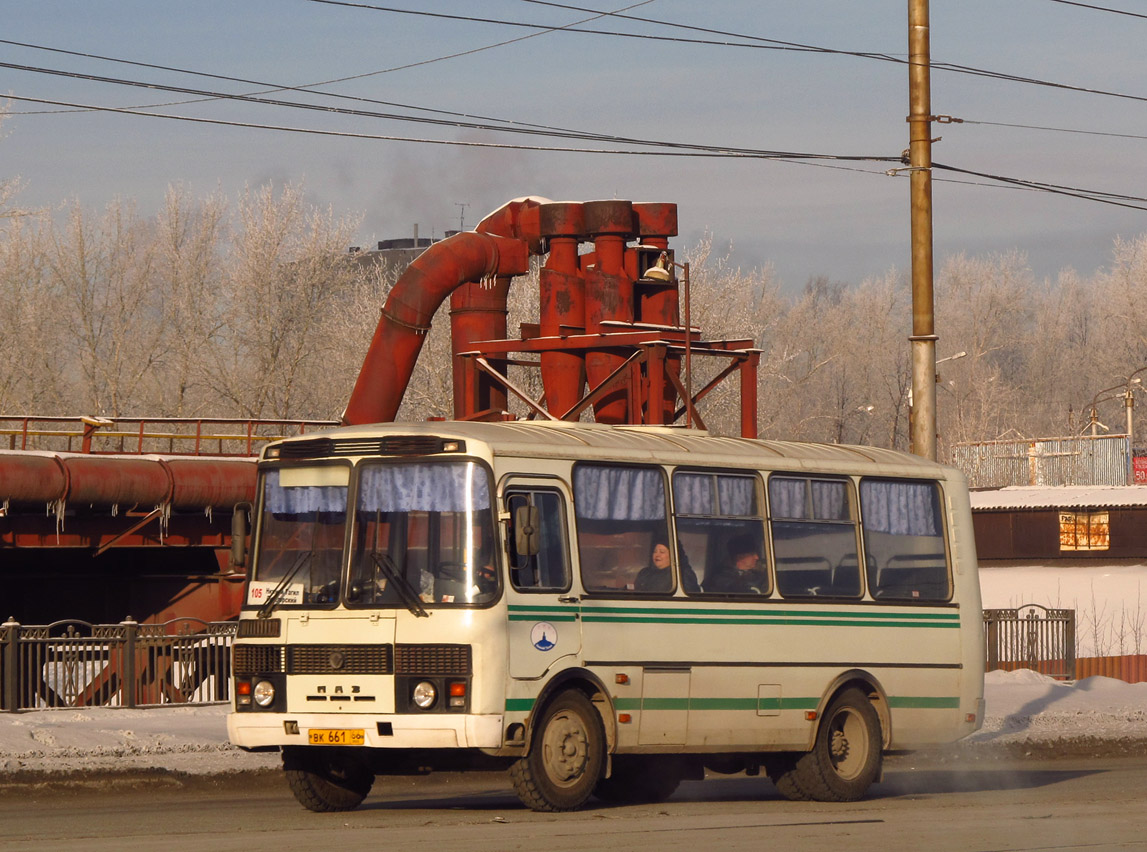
left=984, top=604, right=1077, bottom=680
left=0, top=415, right=339, bottom=457
left=0, top=618, right=237, bottom=711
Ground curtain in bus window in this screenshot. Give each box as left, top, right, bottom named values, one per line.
left=718, top=476, right=756, bottom=515
left=860, top=480, right=947, bottom=601
left=675, top=473, right=756, bottom=516
left=811, top=480, right=848, bottom=520
left=859, top=480, right=940, bottom=536
left=673, top=473, right=713, bottom=515
left=573, top=466, right=665, bottom=521
left=768, top=477, right=805, bottom=518
left=357, top=462, right=491, bottom=513
left=264, top=470, right=347, bottom=515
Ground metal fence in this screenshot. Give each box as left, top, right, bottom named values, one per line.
left=984, top=604, right=1077, bottom=680
left=0, top=618, right=237, bottom=711
left=952, top=434, right=1130, bottom=489
left=0, top=415, right=338, bottom=457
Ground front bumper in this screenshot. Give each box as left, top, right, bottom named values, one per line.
left=227, top=711, right=505, bottom=751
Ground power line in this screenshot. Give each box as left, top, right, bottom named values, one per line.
left=0, top=0, right=657, bottom=125
left=932, top=162, right=1147, bottom=211
left=1, top=60, right=900, bottom=161
left=8, top=92, right=1145, bottom=213
left=0, top=38, right=637, bottom=139
left=304, top=0, right=900, bottom=59
left=961, top=118, right=1147, bottom=142
left=1, top=93, right=897, bottom=164
left=1045, top=0, right=1147, bottom=20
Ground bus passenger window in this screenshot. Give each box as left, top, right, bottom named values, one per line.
left=573, top=465, right=670, bottom=594
left=673, top=470, right=764, bottom=596
left=506, top=490, right=571, bottom=592
left=768, top=476, right=861, bottom=598
left=860, top=479, right=949, bottom=601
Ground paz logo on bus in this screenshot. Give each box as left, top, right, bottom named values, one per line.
left=530, top=622, right=557, bottom=651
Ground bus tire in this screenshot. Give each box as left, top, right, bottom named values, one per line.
left=510, top=690, right=606, bottom=812
left=771, top=688, right=882, bottom=802
left=283, top=747, right=374, bottom=812
left=593, top=755, right=683, bottom=804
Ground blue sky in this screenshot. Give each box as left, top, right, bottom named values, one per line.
left=4, top=1, right=1147, bottom=288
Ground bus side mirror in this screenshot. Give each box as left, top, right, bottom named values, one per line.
left=231, top=502, right=252, bottom=570
left=514, top=505, right=540, bottom=557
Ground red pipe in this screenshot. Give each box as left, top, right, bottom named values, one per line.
left=446, top=197, right=551, bottom=420
left=538, top=201, right=587, bottom=417
left=0, top=451, right=255, bottom=509
left=342, top=231, right=530, bottom=425
left=633, top=203, right=680, bottom=424
left=583, top=200, right=636, bottom=423
left=450, top=275, right=513, bottom=419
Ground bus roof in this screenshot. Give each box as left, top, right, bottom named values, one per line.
left=268, top=421, right=956, bottom=481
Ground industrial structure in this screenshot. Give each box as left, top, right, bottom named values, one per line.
left=0, top=198, right=759, bottom=627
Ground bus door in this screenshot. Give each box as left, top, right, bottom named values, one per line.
left=504, top=482, right=580, bottom=680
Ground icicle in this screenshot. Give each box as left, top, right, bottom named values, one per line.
left=50, top=499, right=66, bottom=542
left=159, top=503, right=171, bottom=541
left=204, top=505, right=213, bottom=524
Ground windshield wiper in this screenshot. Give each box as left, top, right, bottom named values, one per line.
left=371, top=551, right=430, bottom=618
left=258, top=551, right=312, bottom=619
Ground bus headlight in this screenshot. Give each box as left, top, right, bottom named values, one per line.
left=253, top=680, right=276, bottom=707
left=412, top=681, right=437, bottom=709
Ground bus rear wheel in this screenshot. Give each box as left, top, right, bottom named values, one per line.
left=510, top=690, right=606, bottom=812
left=770, top=688, right=882, bottom=802
left=283, top=747, right=374, bottom=812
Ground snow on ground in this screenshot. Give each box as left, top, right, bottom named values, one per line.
left=1, top=670, right=1145, bottom=778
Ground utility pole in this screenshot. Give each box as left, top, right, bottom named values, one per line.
left=455, top=202, right=470, bottom=232
left=908, top=0, right=938, bottom=461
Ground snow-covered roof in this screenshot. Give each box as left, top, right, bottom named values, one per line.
left=970, top=485, right=1147, bottom=511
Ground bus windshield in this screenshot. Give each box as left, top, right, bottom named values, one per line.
left=251, top=466, right=349, bottom=609
left=347, top=460, right=498, bottom=608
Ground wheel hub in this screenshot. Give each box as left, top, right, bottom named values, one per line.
left=542, top=712, right=588, bottom=784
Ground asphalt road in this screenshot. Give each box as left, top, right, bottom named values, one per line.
left=4, top=754, right=1146, bottom=852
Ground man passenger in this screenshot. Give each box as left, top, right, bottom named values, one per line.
left=704, top=533, right=767, bottom=595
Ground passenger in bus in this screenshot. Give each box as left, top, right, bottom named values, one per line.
left=634, top=541, right=673, bottom=592
left=704, top=534, right=767, bottom=594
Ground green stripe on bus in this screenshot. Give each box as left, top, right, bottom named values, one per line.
left=887, top=696, right=961, bottom=709
left=580, top=605, right=959, bottom=621
left=508, top=695, right=958, bottom=713
left=507, top=614, right=579, bottom=622
left=581, top=615, right=957, bottom=628
left=508, top=604, right=959, bottom=621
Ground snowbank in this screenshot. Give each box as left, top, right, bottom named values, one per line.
left=967, top=668, right=1147, bottom=747
left=2, top=670, right=1146, bottom=777
left=0, top=704, right=278, bottom=776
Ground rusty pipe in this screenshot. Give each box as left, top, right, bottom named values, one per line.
left=583, top=200, right=636, bottom=423
left=0, top=451, right=256, bottom=509
left=342, top=231, right=530, bottom=425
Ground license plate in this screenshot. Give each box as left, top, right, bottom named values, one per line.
left=308, top=728, right=365, bottom=746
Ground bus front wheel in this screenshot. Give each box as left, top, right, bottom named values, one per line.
left=510, top=690, right=606, bottom=812
left=283, top=747, right=374, bottom=812
left=770, top=688, right=882, bottom=802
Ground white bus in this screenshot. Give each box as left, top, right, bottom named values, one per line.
left=228, top=420, right=983, bottom=812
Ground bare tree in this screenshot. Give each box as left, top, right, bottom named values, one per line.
left=208, top=183, right=362, bottom=420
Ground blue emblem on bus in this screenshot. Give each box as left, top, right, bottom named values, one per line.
left=531, top=621, right=557, bottom=651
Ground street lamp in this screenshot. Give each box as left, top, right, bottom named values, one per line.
left=1083, top=366, right=1147, bottom=484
